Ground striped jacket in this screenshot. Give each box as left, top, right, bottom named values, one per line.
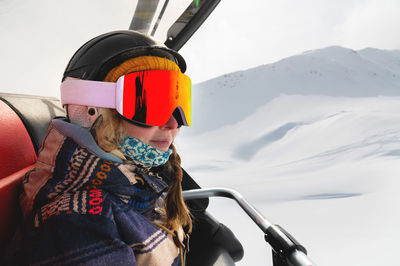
left=19, top=119, right=185, bottom=265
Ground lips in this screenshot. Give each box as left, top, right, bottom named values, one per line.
left=150, top=139, right=171, bottom=150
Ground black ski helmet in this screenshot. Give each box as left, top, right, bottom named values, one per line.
left=63, top=30, right=187, bottom=81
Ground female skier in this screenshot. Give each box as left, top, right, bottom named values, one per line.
left=19, top=30, right=192, bottom=265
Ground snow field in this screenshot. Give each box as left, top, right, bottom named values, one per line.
left=176, top=95, right=400, bottom=265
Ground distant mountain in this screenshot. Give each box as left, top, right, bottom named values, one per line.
left=187, top=46, right=400, bottom=135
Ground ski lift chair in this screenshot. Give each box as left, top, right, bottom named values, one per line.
left=0, top=93, right=244, bottom=265
left=0, top=94, right=65, bottom=251
left=0, top=97, right=36, bottom=251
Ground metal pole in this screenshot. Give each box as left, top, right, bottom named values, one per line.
left=183, top=187, right=272, bottom=232
left=129, top=0, right=160, bottom=34
left=182, top=187, right=316, bottom=266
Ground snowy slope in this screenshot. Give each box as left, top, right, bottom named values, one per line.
left=176, top=47, right=400, bottom=266
left=178, top=95, right=400, bottom=266
left=358, top=48, right=400, bottom=74
left=178, top=95, right=400, bottom=200
left=186, top=46, right=400, bottom=135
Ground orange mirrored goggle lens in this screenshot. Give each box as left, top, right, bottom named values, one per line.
left=117, top=70, right=191, bottom=126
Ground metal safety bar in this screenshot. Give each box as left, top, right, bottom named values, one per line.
left=182, top=187, right=316, bottom=266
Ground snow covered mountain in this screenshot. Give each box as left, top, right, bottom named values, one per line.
left=186, top=46, right=400, bottom=135
left=176, top=46, right=400, bottom=266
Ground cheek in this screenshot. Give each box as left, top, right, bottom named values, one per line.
left=172, top=128, right=180, bottom=140
left=122, top=121, right=156, bottom=142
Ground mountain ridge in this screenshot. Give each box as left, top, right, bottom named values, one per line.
left=187, top=46, right=400, bottom=135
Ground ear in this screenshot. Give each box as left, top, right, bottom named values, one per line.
left=87, top=106, right=100, bottom=126
left=66, top=104, right=99, bottom=128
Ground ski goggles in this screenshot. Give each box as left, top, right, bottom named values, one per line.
left=61, top=70, right=191, bottom=126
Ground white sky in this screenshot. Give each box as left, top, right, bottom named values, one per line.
left=182, top=0, right=400, bottom=82
left=1, top=0, right=400, bottom=97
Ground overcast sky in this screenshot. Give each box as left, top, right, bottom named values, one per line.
left=1, top=0, right=400, bottom=98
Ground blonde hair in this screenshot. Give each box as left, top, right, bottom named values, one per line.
left=93, top=56, right=192, bottom=232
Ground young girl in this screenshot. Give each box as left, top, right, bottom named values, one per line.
left=19, top=30, right=192, bottom=265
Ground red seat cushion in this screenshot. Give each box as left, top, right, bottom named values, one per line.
left=0, top=100, right=37, bottom=178
left=0, top=165, right=35, bottom=249
left=0, top=100, right=37, bottom=249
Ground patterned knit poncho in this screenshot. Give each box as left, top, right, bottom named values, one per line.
left=19, top=119, right=185, bottom=266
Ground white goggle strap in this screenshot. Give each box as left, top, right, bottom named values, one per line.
left=60, top=79, right=125, bottom=114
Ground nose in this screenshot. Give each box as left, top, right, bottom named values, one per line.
left=161, top=115, right=178, bottom=129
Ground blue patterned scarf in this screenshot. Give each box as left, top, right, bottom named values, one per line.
left=118, top=136, right=173, bottom=167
